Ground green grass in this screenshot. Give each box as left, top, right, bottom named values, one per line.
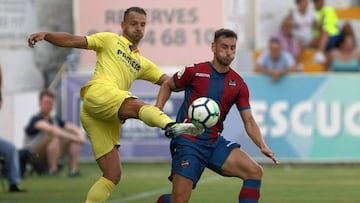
left=1, top=162, right=360, bottom=203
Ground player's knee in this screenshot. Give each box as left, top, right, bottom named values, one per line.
left=118, top=98, right=145, bottom=120
left=104, top=169, right=122, bottom=185
left=250, top=163, right=263, bottom=179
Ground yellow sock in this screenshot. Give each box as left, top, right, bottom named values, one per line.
left=139, top=105, right=173, bottom=129
left=85, top=177, right=115, bottom=203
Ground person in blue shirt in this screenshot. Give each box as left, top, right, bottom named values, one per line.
left=255, top=38, right=298, bottom=82
left=0, top=65, right=26, bottom=192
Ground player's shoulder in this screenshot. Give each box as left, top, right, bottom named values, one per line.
left=87, top=32, right=118, bottom=40
left=228, top=68, right=243, bottom=79
left=228, top=68, right=248, bottom=86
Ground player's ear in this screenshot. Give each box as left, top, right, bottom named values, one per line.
left=211, top=42, right=216, bottom=52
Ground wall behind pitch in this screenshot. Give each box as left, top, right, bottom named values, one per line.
left=63, top=73, right=360, bottom=162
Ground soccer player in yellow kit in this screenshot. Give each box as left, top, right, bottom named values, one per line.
left=28, top=7, right=203, bottom=203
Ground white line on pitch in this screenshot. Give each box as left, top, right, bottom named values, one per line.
left=108, top=176, right=223, bottom=203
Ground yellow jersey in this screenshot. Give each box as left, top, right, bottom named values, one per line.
left=314, top=6, right=339, bottom=37
left=80, top=32, right=164, bottom=97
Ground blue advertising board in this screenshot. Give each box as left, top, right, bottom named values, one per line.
left=63, top=73, right=360, bottom=162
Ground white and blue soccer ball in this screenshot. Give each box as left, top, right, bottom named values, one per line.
left=188, top=97, right=220, bottom=129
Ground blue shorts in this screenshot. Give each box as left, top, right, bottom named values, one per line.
left=169, top=136, right=240, bottom=188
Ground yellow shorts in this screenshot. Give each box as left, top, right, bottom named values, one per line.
left=80, top=83, right=136, bottom=159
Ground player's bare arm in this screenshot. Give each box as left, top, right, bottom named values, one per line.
left=155, top=78, right=174, bottom=110
left=155, top=74, right=171, bottom=86
left=28, top=32, right=87, bottom=49
left=240, top=109, right=279, bottom=164
left=156, top=76, right=184, bottom=110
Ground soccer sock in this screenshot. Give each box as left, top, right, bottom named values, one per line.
left=239, top=179, right=261, bottom=203
left=139, top=105, right=173, bottom=129
left=156, top=194, right=171, bottom=203
left=85, top=177, right=115, bottom=203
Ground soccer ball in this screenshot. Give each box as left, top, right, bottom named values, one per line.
left=188, top=97, right=220, bottom=129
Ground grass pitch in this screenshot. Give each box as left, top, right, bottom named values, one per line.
left=1, top=162, right=359, bottom=203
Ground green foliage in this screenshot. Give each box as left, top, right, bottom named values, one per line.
left=1, top=162, right=360, bottom=203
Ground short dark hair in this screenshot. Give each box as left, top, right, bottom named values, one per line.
left=39, top=89, right=56, bottom=100
left=214, top=28, right=237, bottom=42
left=123, top=7, right=146, bottom=21
left=269, top=37, right=281, bottom=45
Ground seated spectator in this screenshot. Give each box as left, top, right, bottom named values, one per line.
left=272, top=15, right=303, bottom=65
left=325, top=34, right=360, bottom=72
left=255, top=38, right=298, bottom=82
left=20, top=90, right=86, bottom=177
left=0, top=66, right=26, bottom=192
left=0, top=137, right=26, bottom=192
left=310, top=0, right=355, bottom=63
left=292, top=0, right=317, bottom=47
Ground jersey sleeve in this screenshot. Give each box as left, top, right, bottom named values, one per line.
left=25, top=114, right=42, bottom=137
left=138, top=57, right=164, bottom=84
left=236, top=80, right=251, bottom=111
left=86, top=32, right=117, bottom=51
left=172, top=64, right=197, bottom=89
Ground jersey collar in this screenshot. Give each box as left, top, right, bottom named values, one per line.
left=120, top=35, right=140, bottom=53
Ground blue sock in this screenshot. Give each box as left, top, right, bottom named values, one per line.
left=156, top=194, right=171, bottom=203
left=239, top=179, right=261, bottom=203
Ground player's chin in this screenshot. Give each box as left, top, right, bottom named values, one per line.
left=219, top=59, right=232, bottom=66
left=133, top=34, right=144, bottom=42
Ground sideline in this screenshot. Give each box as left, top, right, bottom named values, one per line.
left=108, top=176, right=223, bottom=203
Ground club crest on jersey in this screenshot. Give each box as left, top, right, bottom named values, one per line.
left=181, top=159, right=190, bottom=168
left=228, top=79, right=237, bottom=88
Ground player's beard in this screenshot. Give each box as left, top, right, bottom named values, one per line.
left=215, top=54, right=233, bottom=67
left=123, top=30, right=143, bottom=44
left=132, top=32, right=143, bottom=43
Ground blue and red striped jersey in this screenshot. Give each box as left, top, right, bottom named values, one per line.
left=173, top=61, right=251, bottom=143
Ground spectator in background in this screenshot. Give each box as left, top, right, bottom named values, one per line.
left=0, top=65, right=26, bottom=192
left=292, top=0, right=317, bottom=47
left=310, top=0, right=355, bottom=64
left=0, top=138, right=27, bottom=192
left=21, top=89, right=86, bottom=177
left=255, top=38, right=298, bottom=82
left=325, top=34, right=360, bottom=72
left=272, top=15, right=303, bottom=66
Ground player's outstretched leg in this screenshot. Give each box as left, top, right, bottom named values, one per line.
left=238, top=179, right=261, bottom=203
left=156, top=194, right=171, bottom=203
left=138, top=105, right=203, bottom=138
left=164, top=122, right=204, bottom=138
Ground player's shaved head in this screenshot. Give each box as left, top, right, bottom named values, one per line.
left=123, top=7, right=146, bottom=21
left=214, top=28, right=237, bottom=42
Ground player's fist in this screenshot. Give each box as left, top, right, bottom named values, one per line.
left=28, top=32, right=47, bottom=48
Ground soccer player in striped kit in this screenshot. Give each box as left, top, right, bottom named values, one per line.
left=156, top=28, right=279, bottom=203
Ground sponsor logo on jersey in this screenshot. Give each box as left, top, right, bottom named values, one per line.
left=195, top=73, right=210, bottom=78
left=117, top=49, right=141, bottom=72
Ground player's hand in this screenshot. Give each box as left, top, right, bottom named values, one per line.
left=261, top=146, right=279, bottom=165
left=28, top=32, right=46, bottom=48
